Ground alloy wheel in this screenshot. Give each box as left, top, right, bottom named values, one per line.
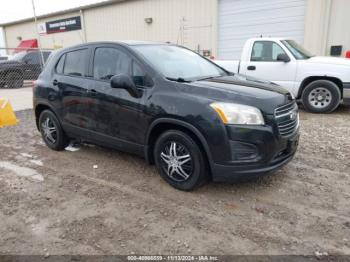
left=160, top=141, right=193, bottom=182
left=41, top=117, right=57, bottom=144
left=308, top=87, right=332, bottom=109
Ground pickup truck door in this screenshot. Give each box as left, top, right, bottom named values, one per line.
left=239, top=40, right=297, bottom=94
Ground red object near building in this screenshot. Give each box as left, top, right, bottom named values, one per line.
left=14, top=39, right=38, bottom=53
left=346, top=50, right=350, bottom=59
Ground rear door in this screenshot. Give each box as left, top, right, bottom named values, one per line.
left=54, top=48, right=93, bottom=133
left=239, top=40, right=297, bottom=91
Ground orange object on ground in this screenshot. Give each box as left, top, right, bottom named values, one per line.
left=0, top=98, right=19, bottom=128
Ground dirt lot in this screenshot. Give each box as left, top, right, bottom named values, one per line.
left=0, top=107, right=349, bottom=256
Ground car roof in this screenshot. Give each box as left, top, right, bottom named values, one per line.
left=248, top=37, right=290, bottom=42
left=66, top=40, right=171, bottom=49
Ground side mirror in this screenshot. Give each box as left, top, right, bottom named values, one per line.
left=277, top=53, right=290, bottom=63
left=110, top=74, right=141, bottom=97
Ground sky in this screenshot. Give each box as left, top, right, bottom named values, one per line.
left=0, top=0, right=107, bottom=24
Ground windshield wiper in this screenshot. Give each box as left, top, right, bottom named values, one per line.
left=166, top=77, right=191, bottom=83
left=196, top=74, right=229, bottom=81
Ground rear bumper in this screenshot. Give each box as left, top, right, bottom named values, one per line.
left=210, top=124, right=299, bottom=183
left=343, top=83, right=350, bottom=105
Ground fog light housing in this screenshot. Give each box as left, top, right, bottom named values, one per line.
left=230, top=141, right=259, bottom=161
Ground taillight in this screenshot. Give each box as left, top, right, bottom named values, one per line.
left=32, top=80, right=37, bottom=92
left=346, top=51, right=350, bottom=59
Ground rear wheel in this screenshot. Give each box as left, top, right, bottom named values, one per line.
left=39, top=110, right=69, bottom=151
left=5, top=71, right=23, bottom=89
left=154, top=130, right=209, bottom=191
left=301, top=80, right=341, bottom=113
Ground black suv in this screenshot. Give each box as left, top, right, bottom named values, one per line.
left=33, top=41, right=299, bottom=191
left=0, top=51, right=51, bottom=88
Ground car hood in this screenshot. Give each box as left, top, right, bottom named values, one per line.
left=305, top=56, right=350, bottom=66
left=177, top=74, right=293, bottom=115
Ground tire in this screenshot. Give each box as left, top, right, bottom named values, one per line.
left=301, top=80, right=341, bottom=113
left=5, top=71, right=24, bottom=89
left=154, top=130, right=209, bottom=191
left=39, top=110, right=69, bottom=151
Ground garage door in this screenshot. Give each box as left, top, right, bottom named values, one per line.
left=218, top=0, right=306, bottom=59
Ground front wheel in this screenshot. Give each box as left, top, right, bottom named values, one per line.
left=301, top=80, right=341, bottom=113
left=154, top=130, right=209, bottom=191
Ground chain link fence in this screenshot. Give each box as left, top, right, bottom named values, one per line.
left=0, top=48, right=53, bottom=89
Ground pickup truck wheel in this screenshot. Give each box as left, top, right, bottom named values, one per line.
left=154, top=130, right=209, bottom=191
left=5, top=72, right=23, bottom=89
left=301, top=80, right=341, bottom=113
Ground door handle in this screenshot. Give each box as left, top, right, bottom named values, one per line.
left=52, top=79, right=58, bottom=86
left=247, top=65, right=256, bottom=71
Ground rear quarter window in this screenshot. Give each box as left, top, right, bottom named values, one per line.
left=63, top=49, right=88, bottom=77
left=55, top=54, right=65, bottom=74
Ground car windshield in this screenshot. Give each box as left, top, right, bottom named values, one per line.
left=132, top=45, right=227, bottom=81
left=282, top=40, right=313, bottom=60
left=11, top=51, right=27, bottom=61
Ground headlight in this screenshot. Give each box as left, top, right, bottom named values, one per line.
left=210, top=102, right=265, bottom=125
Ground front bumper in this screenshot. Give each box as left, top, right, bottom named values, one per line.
left=343, top=83, right=350, bottom=105
left=211, top=124, right=299, bottom=182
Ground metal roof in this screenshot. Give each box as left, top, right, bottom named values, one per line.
left=0, top=0, right=129, bottom=27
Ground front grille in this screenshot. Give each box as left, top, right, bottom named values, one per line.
left=275, top=102, right=299, bottom=137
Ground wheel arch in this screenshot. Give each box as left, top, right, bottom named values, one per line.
left=34, top=103, right=56, bottom=130
left=298, top=76, right=343, bottom=98
left=145, top=118, right=213, bottom=177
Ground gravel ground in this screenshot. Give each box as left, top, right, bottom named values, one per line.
left=0, top=107, right=349, bottom=256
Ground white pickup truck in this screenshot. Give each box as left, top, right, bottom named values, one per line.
left=214, top=38, right=350, bottom=113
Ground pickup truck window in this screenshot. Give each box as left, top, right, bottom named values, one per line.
left=282, top=40, right=313, bottom=60
left=11, top=52, right=27, bottom=61
left=251, top=41, right=287, bottom=62
left=24, top=52, right=41, bottom=64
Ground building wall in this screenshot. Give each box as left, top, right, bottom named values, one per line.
left=3, top=0, right=349, bottom=57
left=0, top=27, right=6, bottom=56
left=4, top=11, right=84, bottom=50
left=83, top=0, right=217, bottom=55
left=326, top=0, right=350, bottom=56
left=304, top=0, right=350, bottom=56
left=3, top=0, right=218, bottom=56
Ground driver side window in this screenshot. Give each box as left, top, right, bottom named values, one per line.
left=251, top=41, right=287, bottom=62
left=93, top=47, right=152, bottom=87
left=93, top=47, right=131, bottom=81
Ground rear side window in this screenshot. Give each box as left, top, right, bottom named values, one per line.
left=55, top=54, right=65, bottom=74
left=93, top=47, right=131, bottom=80
left=63, top=49, right=88, bottom=77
